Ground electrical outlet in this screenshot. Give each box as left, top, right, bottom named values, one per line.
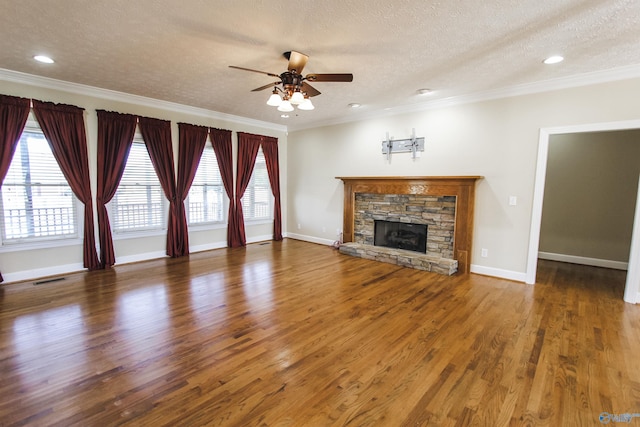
left=509, top=196, right=517, bottom=206
left=481, top=248, right=488, bottom=258
left=322, top=227, right=326, bottom=233
left=297, top=223, right=301, bottom=230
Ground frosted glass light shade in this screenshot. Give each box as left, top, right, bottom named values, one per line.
left=277, top=100, right=294, bottom=112
left=290, top=91, right=305, bottom=105
left=267, top=93, right=282, bottom=106
left=298, top=98, right=314, bottom=110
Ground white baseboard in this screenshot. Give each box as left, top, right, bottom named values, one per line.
left=286, top=233, right=336, bottom=246
left=116, top=250, right=168, bottom=266
left=470, top=264, right=527, bottom=283
left=0, top=239, right=548, bottom=287
left=2, top=251, right=171, bottom=284
left=191, top=235, right=276, bottom=252
left=286, top=236, right=529, bottom=283
left=2, top=262, right=85, bottom=284
left=538, top=251, right=628, bottom=270
left=1, top=236, right=283, bottom=285
left=246, top=234, right=274, bottom=244
left=189, top=241, right=228, bottom=253
left=287, top=235, right=529, bottom=284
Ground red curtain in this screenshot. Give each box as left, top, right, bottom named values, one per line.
left=175, top=123, right=209, bottom=256
left=0, top=95, right=31, bottom=282
left=96, top=110, right=137, bottom=268
left=261, top=137, right=283, bottom=241
left=138, top=117, right=179, bottom=257
left=32, top=100, right=100, bottom=271
left=210, top=128, right=234, bottom=247
left=230, top=132, right=261, bottom=247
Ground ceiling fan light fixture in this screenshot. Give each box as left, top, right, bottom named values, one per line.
left=298, top=97, right=315, bottom=110
left=277, top=100, right=294, bottom=112
left=230, top=50, right=354, bottom=114
left=290, top=90, right=305, bottom=105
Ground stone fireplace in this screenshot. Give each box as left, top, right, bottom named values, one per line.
left=336, top=176, right=481, bottom=275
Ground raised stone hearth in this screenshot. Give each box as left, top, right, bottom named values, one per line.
left=339, top=242, right=458, bottom=275
left=337, top=176, right=481, bottom=275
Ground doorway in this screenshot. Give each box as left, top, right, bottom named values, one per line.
left=526, top=119, right=640, bottom=303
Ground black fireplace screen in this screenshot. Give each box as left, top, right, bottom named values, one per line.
left=374, top=220, right=427, bottom=253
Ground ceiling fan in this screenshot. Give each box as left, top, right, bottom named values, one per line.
left=229, top=50, right=353, bottom=112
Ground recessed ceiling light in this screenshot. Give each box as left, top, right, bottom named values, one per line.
left=280, top=114, right=289, bottom=118
left=417, top=88, right=433, bottom=96
left=543, top=55, right=564, bottom=65
left=34, top=55, right=54, bottom=64
left=348, top=103, right=361, bottom=108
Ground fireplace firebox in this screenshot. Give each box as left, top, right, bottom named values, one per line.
left=374, top=220, right=427, bottom=253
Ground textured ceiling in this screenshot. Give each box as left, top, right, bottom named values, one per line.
left=1, top=0, right=640, bottom=130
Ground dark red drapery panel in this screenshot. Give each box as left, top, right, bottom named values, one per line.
left=0, top=95, right=31, bottom=282
left=175, top=123, right=209, bottom=257
left=138, top=117, right=179, bottom=258
left=32, top=100, right=100, bottom=271
left=0, top=95, right=30, bottom=182
left=96, top=110, right=137, bottom=268
left=230, top=132, right=261, bottom=247
left=260, top=137, right=282, bottom=241
left=210, top=128, right=235, bottom=247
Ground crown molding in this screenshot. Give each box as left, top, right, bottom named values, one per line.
left=0, top=68, right=287, bottom=133
left=288, top=63, right=640, bottom=131
left=4, top=63, right=640, bottom=134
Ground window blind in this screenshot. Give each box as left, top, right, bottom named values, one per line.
left=110, top=141, right=165, bottom=232
left=187, top=143, right=225, bottom=224
left=1, top=130, right=77, bottom=242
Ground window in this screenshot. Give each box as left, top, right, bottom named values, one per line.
left=242, top=147, right=273, bottom=221
left=109, top=140, right=166, bottom=233
left=0, top=126, right=78, bottom=244
left=186, top=143, right=225, bottom=225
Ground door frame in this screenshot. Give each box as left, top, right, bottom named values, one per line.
left=526, top=119, right=640, bottom=303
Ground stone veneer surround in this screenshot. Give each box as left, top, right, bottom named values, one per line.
left=354, top=193, right=456, bottom=259
left=337, top=176, right=482, bottom=274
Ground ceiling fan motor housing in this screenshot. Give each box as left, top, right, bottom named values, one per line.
left=281, top=71, right=304, bottom=96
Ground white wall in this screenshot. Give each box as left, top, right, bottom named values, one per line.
left=0, top=75, right=288, bottom=283
left=287, top=77, right=640, bottom=281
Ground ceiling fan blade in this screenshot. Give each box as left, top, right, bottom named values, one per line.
left=229, top=65, right=280, bottom=78
left=251, top=81, right=281, bottom=92
left=284, top=50, right=308, bottom=74
left=301, top=82, right=321, bottom=97
left=306, top=73, right=353, bottom=82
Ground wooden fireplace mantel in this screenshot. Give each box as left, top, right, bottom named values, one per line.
left=336, top=176, right=482, bottom=274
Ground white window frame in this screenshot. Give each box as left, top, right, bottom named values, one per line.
left=0, top=114, right=83, bottom=251
left=242, top=147, right=274, bottom=224
left=185, top=142, right=228, bottom=229
left=107, top=133, right=168, bottom=238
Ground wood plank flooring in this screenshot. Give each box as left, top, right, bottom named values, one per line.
left=1, top=239, right=639, bottom=426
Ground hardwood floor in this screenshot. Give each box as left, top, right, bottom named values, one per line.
left=1, top=239, right=639, bottom=426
